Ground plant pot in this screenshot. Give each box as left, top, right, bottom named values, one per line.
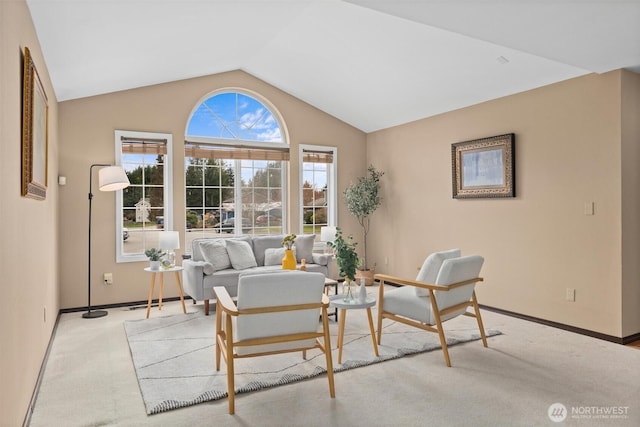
left=282, top=249, right=297, bottom=270
left=150, top=260, right=161, bottom=271
left=356, top=268, right=375, bottom=286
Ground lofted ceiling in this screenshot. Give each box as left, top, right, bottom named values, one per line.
left=27, top=0, right=640, bottom=133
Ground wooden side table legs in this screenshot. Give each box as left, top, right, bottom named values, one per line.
left=145, top=269, right=187, bottom=319
left=146, top=273, right=156, bottom=319
left=335, top=307, right=379, bottom=364
left=366, top=307, right=379, bottom=357
left=175, top=271, right=187, bottom=314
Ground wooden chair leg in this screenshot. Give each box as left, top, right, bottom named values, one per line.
left=472, top=292, right=488, bottom=347
left=436, top=325, right=452, bottom=368
left=429, top=290, right=452, bottom=367
left=225, top=314, right=235, bottom=414
left=204, top=299, right=210, bottom=316
left=377, top=282, right=384, bottom=344
left=215, top=301, right=222, bottom=371
left=227, top=355, right=235, bottom=414
left=321, top=307, right=335, bottom=398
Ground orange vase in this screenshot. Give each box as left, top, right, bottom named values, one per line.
left=282, top=249, right=297, bottom=270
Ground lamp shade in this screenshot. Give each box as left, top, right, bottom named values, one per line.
left=159, top=231, right=180, bottom=250
left=98, top=166, right=130, bottom=192
left=320, top=226, right=337, bottom=242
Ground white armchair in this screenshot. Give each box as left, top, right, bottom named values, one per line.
left=214, top=271, right=335, bottom=414
left=375, top=251, right=487, bottom=367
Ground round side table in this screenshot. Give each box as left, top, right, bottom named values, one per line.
left=329, top=294, right=379, bottom=363
left=143, top=266, right=187, bottom=318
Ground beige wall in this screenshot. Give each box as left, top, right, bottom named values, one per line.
left=58, top=70, right=366, bottom=310
left=621, top=70, right=640, bottom=337
left=0, top=1, right=60, bottom=425
left=368, top=71, right=640, bottom=339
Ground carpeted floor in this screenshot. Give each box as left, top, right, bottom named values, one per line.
left=124, top=310, right=500, bottom=414
left=29, top=296, right=640, bottom=426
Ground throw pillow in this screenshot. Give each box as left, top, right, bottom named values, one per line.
left=264, top=247, right=297, bottom=266
left=294, top=234, right=315, bottom=263
left=415, top=249, right=461, bottom=297
left=198, top=240, right=231, bottom=272
left=226, top=239, right=258, bottom=270
left=201, top=262, right=215, bottom=275
left=252, top=235, right=285, bottom=266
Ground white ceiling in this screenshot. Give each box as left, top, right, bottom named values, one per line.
left=27, top=0, right=640, bottom=133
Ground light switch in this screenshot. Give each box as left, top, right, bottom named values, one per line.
left=584, top=202, right=594, bottom=216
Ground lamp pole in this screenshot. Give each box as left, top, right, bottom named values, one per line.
left=83, top=163, right=130, bottom=318
left=83, top=164, right=111, bottom=319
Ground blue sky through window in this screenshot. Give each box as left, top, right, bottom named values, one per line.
left=187, top=92, right=282, bottom=142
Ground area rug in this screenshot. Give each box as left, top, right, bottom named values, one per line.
left=124, top=309, right=501, bottom=415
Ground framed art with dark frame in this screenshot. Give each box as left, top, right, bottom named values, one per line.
left=451, top=133, right=515, bottom=199
left=22, top=46, right=49, bottom=200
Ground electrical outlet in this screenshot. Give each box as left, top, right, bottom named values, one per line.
left=104, top=273, right=113, bottom=285
left=566, top=288, right=576, bottom=302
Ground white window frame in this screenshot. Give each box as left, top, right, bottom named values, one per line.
left=115, top=130, right=173, bottom=263
left=184, top=138, right=288, bottom=237
left=298, top=144, right=338, bottom=233
left=184, top=88, right=290, bottom=240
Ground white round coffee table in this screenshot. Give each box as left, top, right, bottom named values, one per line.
left=329, top=294, right=379, bottom=363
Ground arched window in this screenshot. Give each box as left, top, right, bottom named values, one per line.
left=187, top=92, right=284, bottom=142
left=184, top=90, right=288, bottom=245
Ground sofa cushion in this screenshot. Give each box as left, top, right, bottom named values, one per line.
left=294, top=234, right=315, bottom=263
left=190, top=235, right=252, bottom=262
left=264, top=247, right=288, bottom=266
left=226, top=239, right=258, bottom=270
left=199, top=240, right=231, bottom=272
left=415, top=249, right=461, bottom=297
left=252, top=235, right=285, bottom=266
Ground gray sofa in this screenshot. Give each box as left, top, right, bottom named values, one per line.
left=182, top=234, right=331, bottom=314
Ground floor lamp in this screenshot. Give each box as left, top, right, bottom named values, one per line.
left=83, top=164, right=130, bottom=319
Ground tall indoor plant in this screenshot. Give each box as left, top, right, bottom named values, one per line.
left=344, top=165, right=384, bottom=285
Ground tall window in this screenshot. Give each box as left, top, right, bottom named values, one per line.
left=300, top=145, right=337, bottom=235
left=185, top=90, right=287, bottom=248
left=116, top=131, right=173, bottom=263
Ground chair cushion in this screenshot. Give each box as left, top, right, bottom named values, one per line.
left=383, top=285, right=431, bottom=324
left=415, top=249, right=461, bottom=297
left=294, top=234, right=315, bottom=263
left=225, top=239, right=258, bottom=270
left=198, top=240, right=231, bottom=272
left=434, top=255, right=484, bottom=321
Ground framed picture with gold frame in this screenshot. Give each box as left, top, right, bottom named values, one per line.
left=451, top=133, right=515, bottom=199
left=22, top=46, right=48, bottom=200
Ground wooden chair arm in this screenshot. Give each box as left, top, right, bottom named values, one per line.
left=213, top=286, right=238, bottom=315
left=322, top=293, right=330, bottom=307
left=374, top=274, right=483, bottom=292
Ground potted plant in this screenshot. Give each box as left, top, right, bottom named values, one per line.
left=344, top=165, right=384, bottom=285
left=145, top=248, right=165, bottom=271
left=327, top=228, right=359, bottom=301
left=281, top=233, right=297, bottom=270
